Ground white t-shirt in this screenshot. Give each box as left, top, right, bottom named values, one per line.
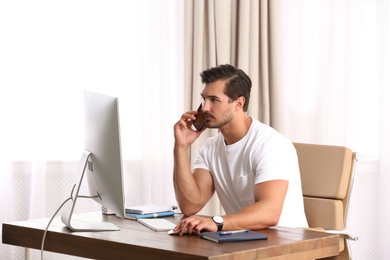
left=193, top=117, right=308, bottom=228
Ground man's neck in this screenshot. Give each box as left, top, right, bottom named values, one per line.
left=221, top=115, right=252, bottom=145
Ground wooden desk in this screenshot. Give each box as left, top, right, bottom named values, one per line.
left=3, top=212, right=339, bottom=260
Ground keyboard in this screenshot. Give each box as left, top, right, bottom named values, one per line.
left=137, top=218, right=176, bottom=232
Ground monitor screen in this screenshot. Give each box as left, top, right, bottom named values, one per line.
left=61, top=91, right=125, bottom=231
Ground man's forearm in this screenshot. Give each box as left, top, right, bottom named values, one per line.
left=222, top=202, right=281, bottom=231
left=173, top=145, right=204, bottom=215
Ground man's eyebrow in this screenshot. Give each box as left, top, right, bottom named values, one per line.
left=201, top=94, right=221, bottom=100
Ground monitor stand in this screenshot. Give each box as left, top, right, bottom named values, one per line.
left=61, top=151, right=120, bottom=231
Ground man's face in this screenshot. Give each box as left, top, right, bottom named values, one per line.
left=200, top=80, right=235, bottom=129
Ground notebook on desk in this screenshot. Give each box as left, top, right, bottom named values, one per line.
left=125, top=204, right=173, bottom=215
left=200, top=230, right=268, bottom=243
left=124, top=204, right=175, bottom=220
left=125, top=210, right=175, bottom=220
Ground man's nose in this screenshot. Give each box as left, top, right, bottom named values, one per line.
left=202, top=100, right=209, bottom=112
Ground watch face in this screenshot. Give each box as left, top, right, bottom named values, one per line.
left=213, top=216, right=223, bottom=224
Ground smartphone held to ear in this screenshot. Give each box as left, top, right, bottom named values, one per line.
left=192, top=104, right=206, bottom=131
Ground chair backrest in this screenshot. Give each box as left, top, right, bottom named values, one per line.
left=293, top=143, right=357, bottom=230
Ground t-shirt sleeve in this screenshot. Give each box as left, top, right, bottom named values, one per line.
left=253, top=138, right=298, bottom=185
left=193, top=137, right=215, bottom=171
left=193, top=147, right=209, bottom=171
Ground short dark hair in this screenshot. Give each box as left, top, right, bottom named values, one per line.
left=200, top=64, right=252, bottom=112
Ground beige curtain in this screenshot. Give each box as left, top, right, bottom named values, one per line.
left=184, top=0, right=285, bottom=125
left=183, top=0, right=285, bottom=215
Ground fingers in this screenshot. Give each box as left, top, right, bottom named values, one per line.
left=177, top=218, right=196, bottom=236
left=180, top=111, right=197, bottom=123
left=174, top=111, right=199, bottom=132
left=173, top=110, right=203, bottom=147
left=176, top=216, right=211, bottom=236
left=175, top=118, right=188, bottom=129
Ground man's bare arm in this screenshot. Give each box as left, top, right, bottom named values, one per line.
left=173, top=111, right=214, bottom=216
left=173, top=146, right=214, bottom=216
left=175, top=179, right=288, bottom=235
left=223, top=180, right=288, bottom=230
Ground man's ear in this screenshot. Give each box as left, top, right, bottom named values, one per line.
left=235, top=96, right=246, bottom=111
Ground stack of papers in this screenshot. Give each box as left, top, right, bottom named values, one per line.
left=125, top=204, right=175, bottom=220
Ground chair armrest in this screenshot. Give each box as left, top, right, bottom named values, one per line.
left=324, top=229, right=359, bottom=241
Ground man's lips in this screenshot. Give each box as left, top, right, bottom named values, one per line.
left=203, top=113, right=214, bottom=120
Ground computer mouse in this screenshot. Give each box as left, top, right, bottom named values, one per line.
left=168, top=229, right=180, bottom=235
left=167, top=229, right=197, bottom=235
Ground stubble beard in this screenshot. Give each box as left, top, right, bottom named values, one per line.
left=205, top=110, right=234, bottom=129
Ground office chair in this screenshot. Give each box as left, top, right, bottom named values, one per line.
left=293, top=143, right=359, bottom=260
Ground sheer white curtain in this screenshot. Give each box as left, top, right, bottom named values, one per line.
left=279, top=0, right=389, bottom=259
left=0, top=1, right=183, bottom=259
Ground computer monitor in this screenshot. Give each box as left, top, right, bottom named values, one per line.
left=61, top=91, right=125, bottom=231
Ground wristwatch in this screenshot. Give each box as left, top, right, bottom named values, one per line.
left=212, top=215, right=224, bottom=231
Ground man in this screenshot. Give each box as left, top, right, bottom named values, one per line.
left=173, top=64, right=307, bottom=236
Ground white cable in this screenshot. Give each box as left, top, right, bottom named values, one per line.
left=40, top=184, right=101, bottom=260
left=40, top=184, right=76, bottom=260
left=40, top=197, right=72, bottom=260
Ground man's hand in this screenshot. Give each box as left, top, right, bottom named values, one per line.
left=174, top=111, right=206, bottom=147
left=173, top=215, right=217, bottom=236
